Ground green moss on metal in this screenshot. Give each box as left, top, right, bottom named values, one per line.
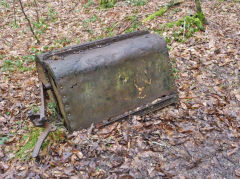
left=84, top=82, right=94, bottom=97
left=116, top=67, right=135, bottom=92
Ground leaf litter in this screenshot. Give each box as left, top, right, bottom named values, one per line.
left=0, top=0, right=240, bottom=178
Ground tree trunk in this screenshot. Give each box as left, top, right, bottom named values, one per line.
left=195, top=0, right=202, bottom=13
left=194, top=0, right=207, bottom=24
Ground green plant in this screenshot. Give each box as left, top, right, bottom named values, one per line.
left=176, top=14, right=204, bottom=37
left=0, top=137, right=8, bottom=145
left=42, top=37, right=72, bottom=51
left=39, top=128, right=66, bottom=151
left=84, top=15, right=99, bottom=23
left=15, top=128, right=43, bottom=160
left=15, top=126, right=65, bottom=160
left=170, top=58, right=179, bottom=79
left=0, top=133, right=14, bottom=145
left=82, top=20, right=95, bottom=35
left=0, top=0, right=9, bottom=8
left=7, top=20, right=20, bottom=28
left=88, top=29, right=94, bottom=35
left=31, top=105, right=40, bottom=114
left=166, top=22, right=175, bottom=28
left=44, top=45, right=50, bottom=50
left=23, top=126, right=29, bottom=130
left=48, top=102, right=57, bottom=116
left=22, top=55, right=35, bottom=62
left=54, top=37, right=71, bottom=46
left=102, top=22, right=118, bottom=37
left=143, top=1, right=180, bottom=22
left=143, top=1, right=183, bottom=22
left=173, top=67, right=179, bottom=79
left=47, top=8, right=58, bottom=22
left=31, top=47, right=39, bottom=54
left=88, top=34, right=105, bottom=42
left=153, top=13, right=205, bottom=43
left=171, top=7, right=181, bottom=14
left=32, top=18, right=48, bottom=35
left=143, top=7, right=166, bottom=22
left=3, top=59, right=31, bottom=72
left=75, top=38, right=81, bottom=43
left=129, top=0, right=148, bottom=6
left=100, top=0, right=117, bottom=8
left=83, top=0, right=94, bottom=8
left=2, top=55, right=35, bottom=72
left=0, top=54, right=6, bottom=60
left=154, top=29, right=163, bottom=35
left=125, top=15, right=142, bottom=33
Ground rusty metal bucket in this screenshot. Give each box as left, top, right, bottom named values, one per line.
left=35, top=31, right=178, bottom=131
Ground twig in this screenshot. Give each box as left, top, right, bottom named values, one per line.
left=183, top=144, right=192, bottom=159
left=18, top=0, right=40, bottom=43
left=68, top=0, right=81, bottom=13
left=13, top=0, right=17, bottom=26
left=118, top=21, right=134, bottom=35
left=33, top=0, right=40, bottom=23
left=183, top=17, right=186, bottom=37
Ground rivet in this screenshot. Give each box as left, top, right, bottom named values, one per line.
left=62, top=98, right=67, bottom=103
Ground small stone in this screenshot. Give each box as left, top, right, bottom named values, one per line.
left=235, top=168, right=240, bottom=177
left=0, top=148, right=4, bottom=158
left=76, top=151, right=83, bottom=159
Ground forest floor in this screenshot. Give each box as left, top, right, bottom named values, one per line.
left=0, top=0, right=240, bottom=178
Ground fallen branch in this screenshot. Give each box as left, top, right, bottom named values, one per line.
left=68, top=0, right=81, bottom=13
left=18, top=0, right=40, bottom=43
left=13, top=0, right=17, bottom=26
left=118, top=20, right=135, bottom=35
left=142, top=0, right=183, bottom=22
left=33, top=0, right=40, bottom=23
left=142, top=6, right=166, bottom=23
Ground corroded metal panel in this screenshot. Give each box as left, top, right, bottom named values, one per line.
left=36, top=31, right=178, bottom=131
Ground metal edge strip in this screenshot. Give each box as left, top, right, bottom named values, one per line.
left=97, top=93, right=178, bottom=128
left=37, top=31, right=150, bottom=61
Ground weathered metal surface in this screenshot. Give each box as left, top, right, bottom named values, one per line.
left=36, top=31, right=178, bottom=131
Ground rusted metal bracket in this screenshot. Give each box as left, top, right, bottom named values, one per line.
left=98, top=93, right=178, bottom=128
left=28, top=83, right=47, bottom=127
left=27, top=82, right=56, bottom=158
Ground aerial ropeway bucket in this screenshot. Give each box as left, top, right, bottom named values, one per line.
left=34, top=31, right=178, bottom=131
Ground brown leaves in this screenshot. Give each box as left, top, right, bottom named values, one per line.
left=97, top=122, right=118, bottom=138
left=0, top=0, right=240, bottom=178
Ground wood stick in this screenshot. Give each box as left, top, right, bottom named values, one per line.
left=18, top=0, right=40, bottom=43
